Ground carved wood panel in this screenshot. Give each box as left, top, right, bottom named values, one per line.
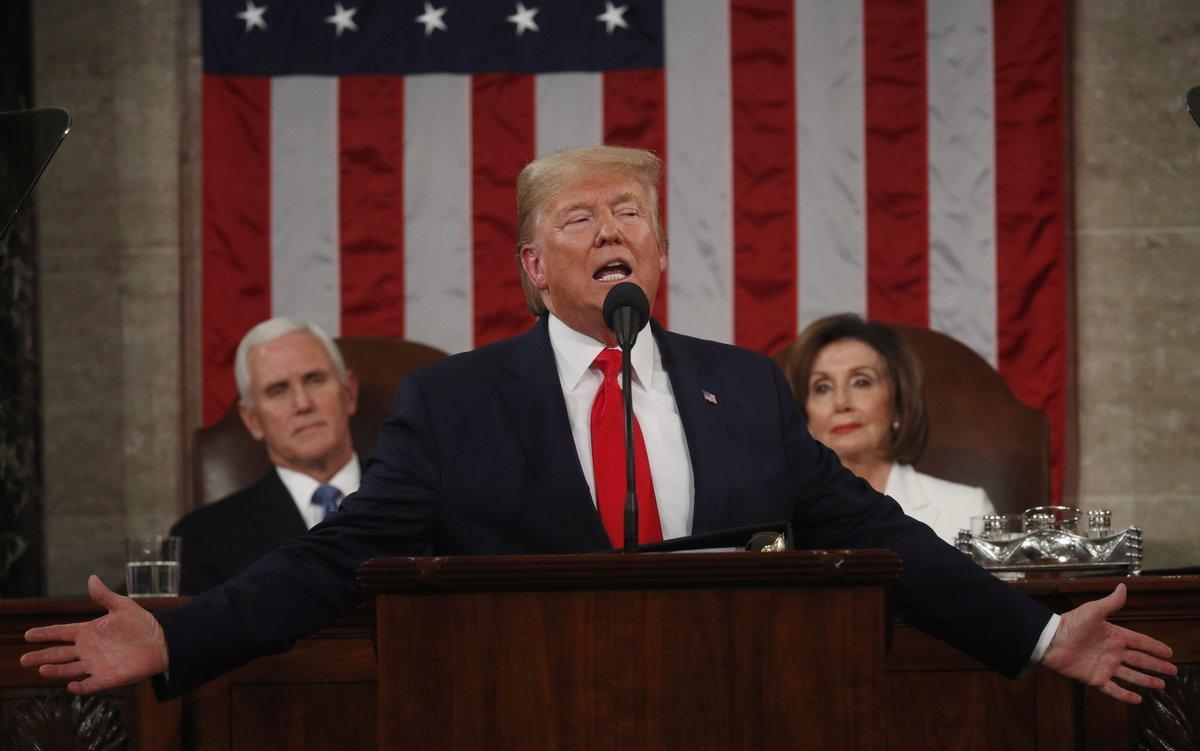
left=1, top=689, right=130, bottom=750
left=1131, top=665, right=1199, bottom=751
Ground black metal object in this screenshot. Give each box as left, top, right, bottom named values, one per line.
left=633, top=521, right=795, bottom=553
left=621, top=348, right=637, bottom=551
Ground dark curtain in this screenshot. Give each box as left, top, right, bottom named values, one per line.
left=0, top=0, right=45, bottom=597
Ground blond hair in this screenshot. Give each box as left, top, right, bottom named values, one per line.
left=515, top=146, right=666, bottom=315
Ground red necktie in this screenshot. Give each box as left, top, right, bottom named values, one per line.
left=590, top=349, right=663, bottom=548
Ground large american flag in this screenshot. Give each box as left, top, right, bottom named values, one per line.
left=202, top=0, right=1068, bottom=496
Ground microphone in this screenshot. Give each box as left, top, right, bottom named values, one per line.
left=1189, top=86, right=1200, bottom=129
left=602, top=282, right=651, bottom=550
left=603, top=281, right=650, bottom=349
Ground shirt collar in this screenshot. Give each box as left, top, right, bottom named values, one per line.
left=548, top=314, right=656, bottom=394
left=275, top=453, right=361, bottom=505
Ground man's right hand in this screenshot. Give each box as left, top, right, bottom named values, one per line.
left=1041, top=583, right=1176, bottom=704
left=21, top=574, right=169, bottom=695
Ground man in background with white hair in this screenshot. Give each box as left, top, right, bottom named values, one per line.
left=170, top=317, right=360, bottom=594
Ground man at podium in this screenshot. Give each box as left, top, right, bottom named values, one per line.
left=23, top=146, right=1174, bottom=707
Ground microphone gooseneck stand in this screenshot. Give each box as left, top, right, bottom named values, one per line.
left=602, top=282, right=651, bottom=552
left=621, top=338, right=637, bottom=551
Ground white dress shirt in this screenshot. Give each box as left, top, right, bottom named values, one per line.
left=548, top=315, right=694, bottom=540
left=275, top=454, right=362, bottom=530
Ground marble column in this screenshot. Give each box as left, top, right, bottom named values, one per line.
left=33, top=0, right=193, bottom=593
left=0, top=214, right=44, bottom=597
left=1070, top=0, right=1200, bottom=569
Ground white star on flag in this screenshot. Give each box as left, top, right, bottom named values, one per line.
left=415, top=3, right=449, bottom=37
left=325, top=3, right=358, bottom=37
left=596, top=2, right=629, bottom=34
left=236, top=0, right=267, bottom=33
left=506, top=3, right=540, bottom=36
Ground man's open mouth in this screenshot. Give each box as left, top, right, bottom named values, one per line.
left=593, top=260, right=632, bottom=282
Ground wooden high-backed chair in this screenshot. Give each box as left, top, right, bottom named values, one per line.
left=191, top=337, right=448, bottom=508
left=775, top=325, right=1050, bottom=515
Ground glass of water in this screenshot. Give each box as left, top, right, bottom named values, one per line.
left=125, top=535, right=181, bottom=597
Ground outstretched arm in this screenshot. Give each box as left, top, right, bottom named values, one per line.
left=20, top=575, right=168, bottom=695
left=1041, top=583, right=1176, bottom=704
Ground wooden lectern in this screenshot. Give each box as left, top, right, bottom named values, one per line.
left=358, top=549, right=901, bottom=750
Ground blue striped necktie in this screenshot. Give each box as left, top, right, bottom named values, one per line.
left=311, top=484, right=342, bottom=520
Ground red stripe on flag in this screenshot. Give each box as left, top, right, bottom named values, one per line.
left=730, top=0, right=797, bottom=354
left=338, top=76, right=405, bottom=338
left=604, top=68, right=669, bottom=326
left=202, top=74, right=271, bottom=425
left=993, top=0, right=1068, bottom=500
left=864, top=0, right=929, bottom=327
left=471, top=74, right=536, bottom=347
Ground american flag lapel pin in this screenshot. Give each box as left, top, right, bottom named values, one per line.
left=702, top=390, right=718, bottom=406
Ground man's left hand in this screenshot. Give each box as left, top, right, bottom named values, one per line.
left=1041, top=583, right=1177, bottom=704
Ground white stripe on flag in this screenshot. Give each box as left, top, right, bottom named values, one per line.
left=795, top=0, right=866, bottom=328
left=403, top=74, right=473, bottom=355
left=270, top=76, right=340, bottom=336
left=535, top=73, right=602, bottom=157
left=926, top=0, right=997, bottom=365
left=664, top=0, right=733, bottom=342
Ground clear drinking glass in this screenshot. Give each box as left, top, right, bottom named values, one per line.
left=125, top=535, right=181, bottom=597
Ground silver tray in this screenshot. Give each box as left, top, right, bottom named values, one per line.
left=956, top=507, right=1142, bottom=577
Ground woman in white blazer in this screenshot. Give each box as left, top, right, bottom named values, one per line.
left=784, top=314, right=994, bottom=542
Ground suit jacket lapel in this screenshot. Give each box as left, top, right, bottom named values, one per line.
left=653, top=322, right=730, bottom=535
left=499, top=317, right=611, bottom=551
left=254, top=470, right=309, bottom=546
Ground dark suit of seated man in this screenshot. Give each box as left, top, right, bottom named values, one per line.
left=171, top=318, right=361, bottom=594
left=23, top=146, right=1175, bottom=709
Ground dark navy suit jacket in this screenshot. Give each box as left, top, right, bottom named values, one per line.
left=156, top=317, right=1051, bottom=698
left=170, top=471, right=308, bottom=595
